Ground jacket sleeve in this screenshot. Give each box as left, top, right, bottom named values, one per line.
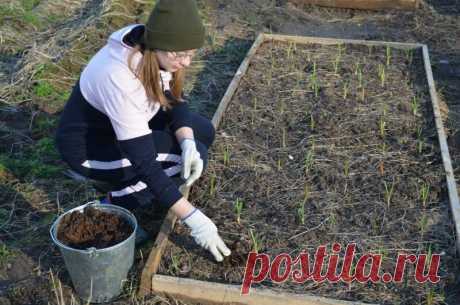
left=101, top=75, right=183, bottom=208
left=118, top=134, right=183, bottom=208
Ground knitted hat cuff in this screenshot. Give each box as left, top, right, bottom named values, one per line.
left=145, top=29, right=204, bottom=51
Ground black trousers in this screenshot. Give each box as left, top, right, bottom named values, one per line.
left=66, top=108, right=215, bottom=211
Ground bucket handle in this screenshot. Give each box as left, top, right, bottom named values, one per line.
left=87, top=247, right=98, bottom=258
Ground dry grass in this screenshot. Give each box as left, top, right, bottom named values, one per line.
left=1, top=0, right=459, bottom=304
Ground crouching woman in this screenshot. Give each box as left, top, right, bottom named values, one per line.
left=55, top=0, right=231, bottom=262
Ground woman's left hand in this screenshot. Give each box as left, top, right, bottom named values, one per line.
left=181, top=207, right=231, bottom=262
left=180, top=138, right=203, bottom=187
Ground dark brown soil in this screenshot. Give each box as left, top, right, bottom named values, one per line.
left=57, top=207, right=133, bottom=249
left=159, top=41, right=458, bottom=304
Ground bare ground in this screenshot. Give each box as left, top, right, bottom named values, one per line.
left=0, top=0, right=459, bottom=304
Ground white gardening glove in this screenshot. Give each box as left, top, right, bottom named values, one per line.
left=180, top=138, right=203, bottom=187
left=181, top=208, right=231, bottom=262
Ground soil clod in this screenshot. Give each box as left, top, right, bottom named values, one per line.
left=57, top=207, right=133, bottom=249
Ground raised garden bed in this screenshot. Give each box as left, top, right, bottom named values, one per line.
left=142, top=34, right=460, bottom=305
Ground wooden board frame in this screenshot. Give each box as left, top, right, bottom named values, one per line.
left=138, top=33, right=460, bottom=304
left=288, top=0, right=419, bottom=10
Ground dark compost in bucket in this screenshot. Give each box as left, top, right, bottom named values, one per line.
left=57, top=206, right=134, bottom=249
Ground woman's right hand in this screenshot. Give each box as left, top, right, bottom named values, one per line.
left=170, top=197, right=231, bottom=262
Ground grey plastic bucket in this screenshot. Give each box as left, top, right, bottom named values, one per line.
left=50, top=201, right=137, bottom=303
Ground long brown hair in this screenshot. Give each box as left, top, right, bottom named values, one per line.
left=127, top=45, right=185, bottom=109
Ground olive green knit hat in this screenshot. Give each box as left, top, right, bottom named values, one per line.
left=143, top=0, right=205, bottom=51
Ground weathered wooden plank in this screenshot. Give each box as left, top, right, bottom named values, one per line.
left=137, top=185, right=189, bottom=297
left=211, top=34, right=265, bottom=129
left=422, top=45, right=460, bottom=254
left=263, top=33, right=423, bottom=50
left=288, top=0, right=419, bottom=10
left=152, top=275, right=379, bottom=305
